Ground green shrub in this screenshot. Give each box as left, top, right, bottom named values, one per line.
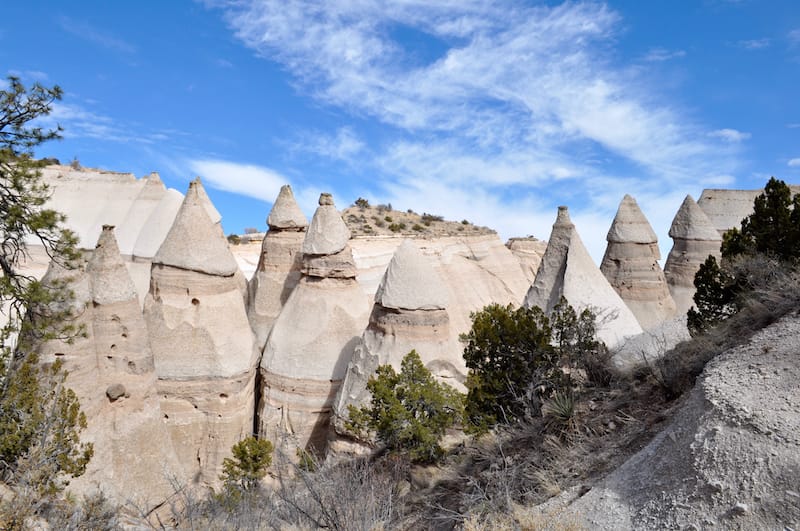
left=220, top=436, right=273, bottom=492
left=347, top=350, right=464, bottom=463
left=462, top=298, right=607, bottom=432
left=421, top=213, right=444, bottom=223
left=689, top=177, right=800, bottom=334
left=412, top=224, right=425, bottom=232
left=355, top=197, right=370, bottom=209
left=384, top=216, right=393, bottom=223
left=227, top=233, right=241, bottom=245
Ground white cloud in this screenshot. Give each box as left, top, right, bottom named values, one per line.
left=187, top=159, right=290, bottom=202
left=207, top=0, right=744, bottom=257
left=293, top=127, right=365, bottom=161
left=788, top=158, right=800, bottom=167
left=57, top=16, right=136, bottom=54
left=708, top=128, right=751, bottom=142
left=736, top=38, right=770, bottom=50
left=643, top=48, right=686, bottom=62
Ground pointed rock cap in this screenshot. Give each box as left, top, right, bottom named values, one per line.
left=153, top=180, right=239, bottom=276
left=146, top=171, right=162, bottom=184
left=555, top=205, right=574, bottom=228
left=87, top=225, right=138, bottom=305
left=669, top=195, right=722, bottom=241
left=607, top=194, right=658, bottom=244
left=267, top=185, right=308, bottom=230
left=192, top=177, right=222, bottom=225
left=302, top=193, right=351, bottom=255
left=375, top=240, right=448, bottom=310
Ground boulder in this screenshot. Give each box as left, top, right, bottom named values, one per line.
left=525, top=206, right=642, bottom=348
left=663, top=195, right=722, bottom=314
left=247, top=185, right=308, bottom=349
left=600, top=195, right=677, bottom=330
left=144, top=181, right=259, bottom=488
left=259, top=193, right=370, bottom=455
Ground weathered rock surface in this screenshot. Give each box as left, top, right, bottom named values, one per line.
left=332, top=241, right=458, bottom=439
left=664, top=195, right=722, bottom=314
left=537, top=314, right=800, bottom=530
left=697, top=188, right=762, bottom=236
left=506, top=237, right=548, bottom=284
left=144, top=181, right=258, bottom=488
left=525, top=206, right=643, bottom=348
left=247, top=185, right=308, bottom=350
left=36, top=227, right=185, bottom=511
left=600, top=195, right=677, bottom=330
left=259, top=194, right=370, bottom=454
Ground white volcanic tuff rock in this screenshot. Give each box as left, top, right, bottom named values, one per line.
left=153, top=179, right=238, bottom=277
left=506, top=237, right=548, bottom=284
left=302, top=193, right=351, bottom=256
left=537, top=314, right=800, bottom=529
left=375, top=240, right=448, bottom=311
left=259, top=194, right=370, bottom=453
left=333, top=241, right=459, bottom=441
left=247, top=186, right=308, bottom=349
left=36, top=227, right=185, bottom=511
left=600, top=195, right=677, bottom=331
left=268, top=184, right=308, bottom=229
left=525, top=206, right=643, bottom=348
left=144, top=182, right=258, bottom=488
left=697, top=188, right=762, bottom=236
left=664, top=195, right=722, bottom=314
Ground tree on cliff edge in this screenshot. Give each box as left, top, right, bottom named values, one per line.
left=0, top=76, right=92, bottom=508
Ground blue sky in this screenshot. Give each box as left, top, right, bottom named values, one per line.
left=2, top=1, right=799, bottom=262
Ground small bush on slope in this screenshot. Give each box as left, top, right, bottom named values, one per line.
left=347, top=350, right=464, bottom=463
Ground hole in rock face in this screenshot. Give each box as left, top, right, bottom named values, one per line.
left=110, top=344, right=116, bottom=350
left=107, top=356, right=113, bottom=360
left=219, top=393, right=228, bottom=399
left=54, top=352, right=65, bottom=357
left=164, top=414, right=169, bottom=419
left=191, top=298, right=200, bottom=306
left=128, top=361, right=135, bottom=369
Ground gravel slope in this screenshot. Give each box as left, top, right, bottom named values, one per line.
left=536, top=313, right=800, bottom=530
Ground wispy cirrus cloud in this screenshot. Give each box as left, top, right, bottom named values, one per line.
left=709, top=128, right=751, bottom=142
left=643, top=47, right=686, bottom=62
left=788, top=158, right=800, bottom=167
left=736, top=38, right=770, bottom=50
left=57, top=15, right=136, bottom=54
left=206, top=0, right=745, bottom=260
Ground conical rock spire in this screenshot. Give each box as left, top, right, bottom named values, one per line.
left=664, top=195, right=723, bottom=313
left=267, top=185, right=308, bottom=230
left=375, top=240, right=448, bottom=310
left=87, top=225, right=138, bottom=306
left=302, top=193, right=351, bottom=255
left=153, top=179, right=238, bottom=276
left=525, top=206, right=642, bottom=348
left=600, top=195, right=677, bottom=330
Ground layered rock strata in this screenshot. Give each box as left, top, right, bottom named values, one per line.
left=524, top=206, right=642, bottom=348
left=259, top=193, right=370, bottom=454
left=36, top=226, right=184, bottom=510
left=144, top=181, right=259, bottom=487
left=506, top=237, right=548, bottom=284
left=600, top=194, right=677, bottom=330
left=332, top=240, right=457, bottom=436
left=247, top=185, right=308, bottom=349
left=664, top=195, right=723, bottom=314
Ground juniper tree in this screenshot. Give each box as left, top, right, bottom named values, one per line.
left=0, top=76, right=91, bottom=493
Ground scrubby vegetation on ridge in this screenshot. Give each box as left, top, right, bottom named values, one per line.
left=343, top=201, right=494, bottom=238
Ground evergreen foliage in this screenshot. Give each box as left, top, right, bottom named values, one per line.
left=689, top=177, right=800, bottom=334
left=461, top=298, right=607, bottom=432
left=220, top=436, right=273, bottom=493
left=347, top=350, right=464, bottom=463
left=0, top=76, right=91, bottom=494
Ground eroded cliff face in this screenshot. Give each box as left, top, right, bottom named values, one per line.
left=144, top=180, right=259, bottom=489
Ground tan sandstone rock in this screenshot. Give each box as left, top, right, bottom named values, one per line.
left=36, top=227, right=185, bottom=511
left=664, top=195, right=722, bottom=314
left=600, top=195, right=677, bottom=330
left=144, top=181, right=259, bottom=488
left=332, top=240, right=459, bottom=443
left=259, top=193, right=370, bottom=455
left=525, top=206, right=643, bottom=348
left=247, top=185, right=308, bottom=350
left=506, top=237, right=548, bottom=284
